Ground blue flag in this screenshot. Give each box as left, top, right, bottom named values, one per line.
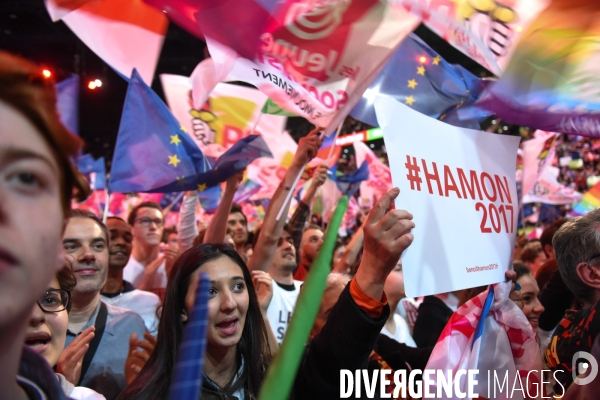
left=77, top=154, right=106, bottom=191
left=159, top=192, right=185, bottom=212
left=330, top=161, right=369, bottom=197
left=233, top=179, right=262, bottom=204
left=197, top=185, right=222, bottom=213
left=350, top=34, right=487, bottom=128
left=196, top=135, right=273, bottom=191
left=56, top=74, right=79, bottom=135
left=109, top=69, right=212, bottom=193
left=168, top=272, right=210, bottom=400
left=77, top=154, right=105, bottom=175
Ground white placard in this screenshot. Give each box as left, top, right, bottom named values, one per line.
left=375, top=97, right=521, bottom=297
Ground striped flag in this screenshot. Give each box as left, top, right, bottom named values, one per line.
left=425, top=282, right=543, bottom=399
left=572, top=182, right=600, bottom=216
left=168, top=272, right=209, bottom=399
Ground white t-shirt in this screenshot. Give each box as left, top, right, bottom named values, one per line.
left=123, top=256, right=167, bottom=289
left=101, top=285, right=161, bottom=335
left=381, top=313, right=417, bottom=347
left=266, top=280, right=302, bottom=344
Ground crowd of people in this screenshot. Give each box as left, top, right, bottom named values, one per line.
left=2, top=49, right=600, bottom=400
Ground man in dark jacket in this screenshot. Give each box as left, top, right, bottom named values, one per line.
left=295, top=187, right=415, bottom=399
left=545, top=209, right=600, bottom=392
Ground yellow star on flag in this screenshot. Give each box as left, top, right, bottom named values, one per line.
left=179, top=124, right=187, bottom=133
left=168, top=154, right=181, bottom=168
left=432, top=56, right=441, bottom=65
left=170, top=134, right=181, bottom=146
left=405, top=96, right=415, bottom=106
left=197, top=183, right=207, bottom=191
left=176, top=176, right=186, bottom=187
left=407, top=79, right=418, bottom=89
left=417, top=66, right=425, bottom=76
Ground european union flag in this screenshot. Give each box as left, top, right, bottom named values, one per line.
left=109, top=69, right=212, bottom=193
left=77, top=154, right=106, bottom=191
left=77, top=154, right=105, bottom=175
left=159, top=192, right=184, bottom=212
left=195, top=135, right=272, bottom=191
left=350, top=34, right=486, bottom=128
left=197, top=186, right=222, bottom=213
left=233, top=179, right=262, bottom=204
left=330, top=161, right=369, bottom=197
left=56, top=74, right=79, bottom=135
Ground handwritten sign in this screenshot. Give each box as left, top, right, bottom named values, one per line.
left=375, top=97, right=520, bottom=297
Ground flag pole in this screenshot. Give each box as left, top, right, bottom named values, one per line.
left=162, top=192, right=186, bottom=216
left=276, top=168, right=303, bottom=221
left=258, top=196, right=349, bottom=400
left=251, top=112, right=263, bottom=135
left=102, top=173, right=110, bottom=224
left=326, top=119, right=344, bottom=165
left=276, top=118, right=345, bottom=222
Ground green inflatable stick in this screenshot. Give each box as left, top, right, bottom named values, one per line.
left=257, top=195, right=349, bottom=400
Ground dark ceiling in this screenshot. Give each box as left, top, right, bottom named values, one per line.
left=0, top=0, right=492, bottom=170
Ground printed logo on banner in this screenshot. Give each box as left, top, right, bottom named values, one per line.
left=285, top=0, right=350, bottom=40
left=266, top=0, right=377, bottom=81
left=375, top=97, right=520, bottom=297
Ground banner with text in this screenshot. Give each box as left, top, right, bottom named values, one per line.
left=376, top=97, right=520, bottom=297
left=160, top=74, right=286, bottom=157
left=394, top=0, right=549, bottom=75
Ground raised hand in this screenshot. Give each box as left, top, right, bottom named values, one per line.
left=225, top=170, right=245, bottom=192
left=355, top=187, right=415, bottom=300
left=310, top=164, right=328, bottom=188
left=292, top=127, right=324, bottom=167
left=56, top=326, right=95, bottom=385
left=124, top=332, right=156, bottom=384
left=251, top=270, right=274, bottom=315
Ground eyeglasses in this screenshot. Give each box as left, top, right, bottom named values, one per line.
left=37, top=289, right=71, bottom=313
left=135, top=217, right=164, bottom=227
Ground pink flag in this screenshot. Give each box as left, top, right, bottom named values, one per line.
left=45, top=0, right=168, bottom=84
left=521, top=132, right=557, bottom=197
left=353, top=141, right=392, bottom=203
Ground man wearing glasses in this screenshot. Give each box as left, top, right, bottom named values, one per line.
left=63, top=210, right=146, bottom=400
left=123, top=202, right=171, bottom=291
left=544, top=209, right=600, bottom=393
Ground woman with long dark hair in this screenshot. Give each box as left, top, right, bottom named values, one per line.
left=118, top=243, right=270, bottom=399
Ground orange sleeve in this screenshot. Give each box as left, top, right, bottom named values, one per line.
left=349, top=277, right=388, bottom=318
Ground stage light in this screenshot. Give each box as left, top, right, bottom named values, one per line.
left=88, top=81, right=97, bottom=89
left=94, top=79, right=102, bottom=87
left=419, top=56, right=427, bottom=63
left=42, top=69, right=52, bottom=78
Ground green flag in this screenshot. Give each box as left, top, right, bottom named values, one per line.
left=261, top=98, right=297, bottom=117
left=258, top=196, right=349, bottom=400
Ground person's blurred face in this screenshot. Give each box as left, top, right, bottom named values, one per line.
left=24, top=276, right=68, bottom=367
left=273, top=230, right=296, bottom=273
left=517, top=274, right=544, bottom=332
left=63, top=217, right=109, bottom=296
left=526, top=253, right=547, bottom=274
left=0, top=100, right=64, bottom=329
left=166, top=232, right=179, bottom=249
left=227, top=212, right=248, bottom=246
left=310, top=276, right=349, bottom=339
left=131, top=207, right=164, bottom=248
left=106, top=219, right=132, bottom=269
left=383, top=260, right=405, bottom=304
left=301, top=228, right=324, bottom=264
left=186, top=256, right=249, bottom=351
left=332, top=245, right=345, bottom=269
